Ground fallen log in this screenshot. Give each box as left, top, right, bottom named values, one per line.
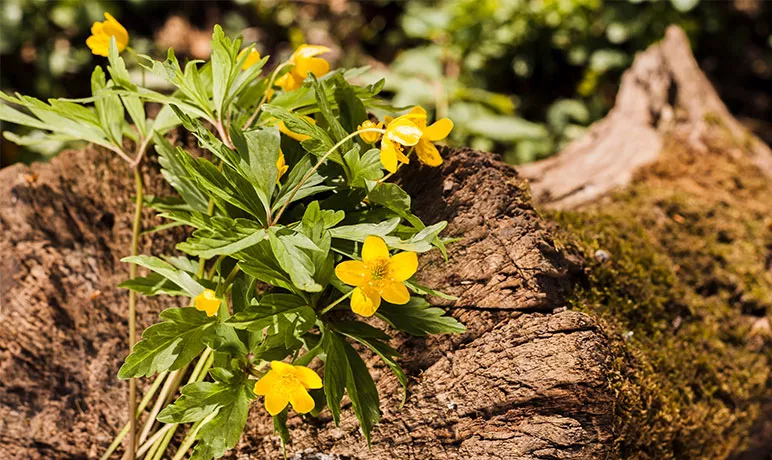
left=1, top=25, right=769, bottom=460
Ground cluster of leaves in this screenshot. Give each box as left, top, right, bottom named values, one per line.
left=368, top=0, right=734, bottom=163
left=2, top=25, right=464, bottom=459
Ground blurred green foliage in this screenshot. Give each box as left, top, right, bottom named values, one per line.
left=2, top=0, right=770, bottom=166
left=370, top=0, right=759, bottom=163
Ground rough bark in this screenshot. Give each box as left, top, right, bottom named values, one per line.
left=1, top=24, right=769, bottom=460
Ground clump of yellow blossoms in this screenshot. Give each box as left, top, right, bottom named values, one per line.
left=238, top=48, right=261, bottom=70
left=194, top=289, right=221, bottom=317
left=86, top=12, right=129, bottom=57
left=276, top=45, right=331, bottom=92
left=334, top=236, right=418, bottom=317
left=377, top=107, right=453, bottom=172
left=253, top=361, right=323, bottom=415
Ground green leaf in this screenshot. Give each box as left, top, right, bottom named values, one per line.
left=344, top=147, right=383, bottom=187
left=377, top=297, right=465, bottom=336
left=231, top=126, right=280, bottom=210
left=190, top=377, right=252, bottom=459
left=330, top=218, right=400, bottom=241
left=342, top=337, right=381, bottom=444
left=118, top=307, right=216, bottom=378
left=91, top=66, right=124, bottom=145
left=155, top=134, right=209, bottom=212
left=121, top=255, right=205, bottom=297
left=269, top=228, right=322, bottom=292
left=334, top=321, right=408, bottom=406
left=157, top=376, right=241, bottom=424
left=210, top=25, right=235, bottom=117
left=334, top=77, right=368, bottom=133
left=227, top=293, right=309, bottom=331
left=178, top=222, right=267, bottom=259
left=321, top=330, right=348, bottom=425
left=117, top=273, right=188, bottom=297
left=272, top=408, right=291, bottom=451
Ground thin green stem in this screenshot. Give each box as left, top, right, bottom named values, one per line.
left=126, top=167, right=144, bottom=459
left=100, top=371, right=169, bottom=460
left=271, top=127, right=385, bottom=225
left=319, top=289, right=355, bottom=315
left=222, top=264, right=241, bottom=289
left=243, top=62, right=289, bottom=131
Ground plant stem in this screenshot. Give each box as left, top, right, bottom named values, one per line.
left=243, top=62, right=289, bottom=131
left=100, top=371, right=169, bottom=460
left=127, top=167, right=144, bottom=459
left=272, top=127, right=384, bottom=225
left=136, top=424, right=173, bottom=459
left=135, top=368, right=182, bottom=448
left=319, top=289, right=355, bottom=315
left=222, top=264, right=241, bottom=289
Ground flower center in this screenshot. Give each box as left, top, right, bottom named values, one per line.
left=368, top=259, right=390, bottom=281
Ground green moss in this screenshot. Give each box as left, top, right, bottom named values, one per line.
left=547, top=136, right=772, bottom=458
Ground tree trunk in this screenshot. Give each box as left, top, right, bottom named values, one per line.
left=1, top=25, right=769, bottom=460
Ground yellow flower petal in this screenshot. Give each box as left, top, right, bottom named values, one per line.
left=335, top=260, right=366, bottom=287
left=288, top=384, right=315, bottom=414
left=253, top=370, right=279, bottom=396
left=386, top=118, right=422, bottom=146
left=424, top=118, right=454, bottom=141
left=87, top=13, right=128, bottom=56
left=389, top=251, right=418, bottom=282
left=362, top=236, right=389, bottom=263
left=265, top=390, right=290, bottom=416
left=295, top=57, right=330, bottom=80
left=415, top=138, right=443, bottom=167
left=358, top=120, right=383, bottom=144
left=276, top=72, right=301, bottom=92
left=271, top=360, right=296, bottom=374
left=293, top=44, right=331, bottom=59
left=295, top=366, right=323, bottom=389
left=379, top=139, right=400, bottom=173
left=194, top=289, right=220, bottom=317
left=278, top=117, right=315, bottom=142
left=276, top=151, right=289, bottom=181
left=351, top=287, right=381, bottom=317
left=380, top=281, right=411, bottom=305
left=239, top=48, right=261, bottom=70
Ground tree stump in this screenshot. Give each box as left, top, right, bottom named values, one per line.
left=1, top=25, right=770, bottom=460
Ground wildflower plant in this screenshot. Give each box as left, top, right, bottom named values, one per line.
left=1, top=19, right=464, bottom=460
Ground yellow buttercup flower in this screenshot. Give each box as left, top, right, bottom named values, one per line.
left=253, top=361, right=323, bottom=416
left=334, top=236, right=417, bottom=317
left=86, top=12, right=129, bottom=57
left=378, top=115, right=423, bottom=173
left=278, top=116, right=316, bottom=142
left=275, top=44, right=331, bottom=92
left=277, top=150, right=288, bottom=181
left=406, top=106, right=454, bottom=167
left=358, top=120, right=384, bottom=144
left=194, top=289, right=220, bottom=317
left=238, top=48, right=261, bottom=71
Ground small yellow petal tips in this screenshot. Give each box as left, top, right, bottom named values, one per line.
left=358, top=120, right=384, bottom=144
left=276, top=44, right=331, bottom=92
left=334, top=236, right=417, bottom=317
left=238, top=48, right=261, bottom=71
left=276, top=150, right=289, bottom=181
left=86, top=13, right=129, bottom=57
left=194, top=289, right=221, bottom=317
left=254, top=361, right=323, bottom=416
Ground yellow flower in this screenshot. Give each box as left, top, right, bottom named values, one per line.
left=275, top=44, right=331, bottom=92
left=406, top=106, right=454, bottom=167
left=357, top=120, right=384, bottom=144
left=278, top=116, right=316, bottom=142
left=253, top=361, right=323, bottom=416
left=194, top=289, right=220, bottom=317
left=86, top=12, right=129, bottom=57
left=238, top=48, right=261, bottom=71
left=277, top=150, right=288, bottom=181
left=334, top=236, right=417, bottom=317
left=378, top=115, right=424, bottom=173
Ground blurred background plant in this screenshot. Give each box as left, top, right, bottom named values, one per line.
left=2, top=0, right=770, bottom=166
